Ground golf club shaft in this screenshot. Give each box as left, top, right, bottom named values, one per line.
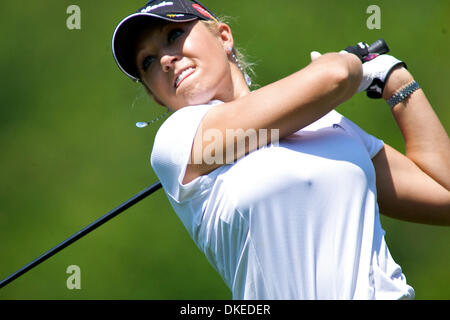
left=0, top=181, right=162, bottom=289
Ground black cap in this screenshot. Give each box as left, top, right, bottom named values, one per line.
left=112, top=0, right=218, bottom=81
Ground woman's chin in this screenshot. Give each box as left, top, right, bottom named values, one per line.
left=180, top=89, right=217, bottom=107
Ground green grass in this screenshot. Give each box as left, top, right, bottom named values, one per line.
left=0, top=0, right=448, bottom=299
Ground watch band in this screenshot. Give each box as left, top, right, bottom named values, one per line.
left=387, top=80, right=420, bottom=108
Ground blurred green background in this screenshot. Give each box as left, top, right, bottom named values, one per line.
left=0, top=0, right=448, bottom=299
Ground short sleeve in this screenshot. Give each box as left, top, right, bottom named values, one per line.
left=338, top=115, right=385, bottom=159
left=150, top=101, right=223, bottom=203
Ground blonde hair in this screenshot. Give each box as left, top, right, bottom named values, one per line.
left=201, top=18, right=255, bottom=86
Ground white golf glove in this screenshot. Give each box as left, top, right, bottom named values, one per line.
left=355, top=54, right=406, bottom=98
left=310, top=50, right=406, bottom=99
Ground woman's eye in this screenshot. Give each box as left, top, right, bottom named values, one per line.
left=168, top=28, right=183, bottom=44
left=142, top=56, right=155, bottom=71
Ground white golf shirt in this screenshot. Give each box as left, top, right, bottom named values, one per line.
left=150, top=100, right=415, bottom=300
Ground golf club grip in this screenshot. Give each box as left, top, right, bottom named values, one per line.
left=368, top=38, right=389, bottom=55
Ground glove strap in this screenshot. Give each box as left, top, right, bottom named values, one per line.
left=366, top=61, right=407, bottom=99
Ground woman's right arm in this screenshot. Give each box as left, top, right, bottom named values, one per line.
left=183, top=52, right=362, bottom=184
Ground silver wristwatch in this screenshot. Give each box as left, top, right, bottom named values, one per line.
left=387, top=80, right=420, bottom=108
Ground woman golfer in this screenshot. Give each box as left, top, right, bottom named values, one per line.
left=112, top=0, right=450, bottom=299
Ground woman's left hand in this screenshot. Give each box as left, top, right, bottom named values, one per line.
left=356, top=54, right=406, bottom=97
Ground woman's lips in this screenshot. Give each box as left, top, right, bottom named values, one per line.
left=175, top=67, right=196, bottom=88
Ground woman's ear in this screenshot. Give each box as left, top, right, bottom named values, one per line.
left=217, top=23, right=234, bottom=52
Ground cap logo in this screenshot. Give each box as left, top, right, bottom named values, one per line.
left=192, top=3, right=216, bottom=21
left=141, top=1, right=173, bottom=13
left=166, top=13, right=185, bottom=18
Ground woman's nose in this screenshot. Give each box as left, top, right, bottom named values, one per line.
left=160, top=54, right=180, bottom=72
